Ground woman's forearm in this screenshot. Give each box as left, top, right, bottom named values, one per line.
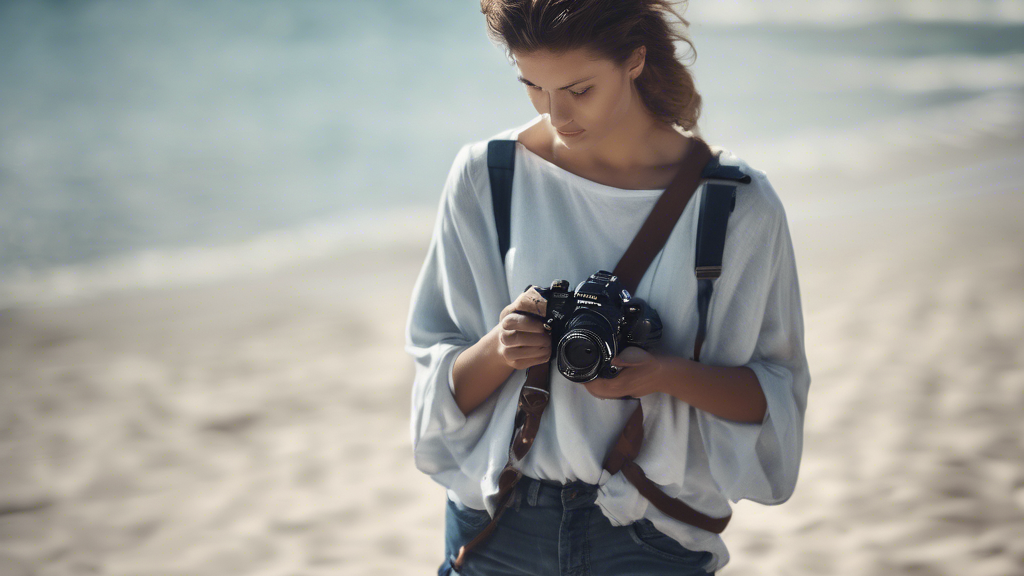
left=656, top=356, right=767, bottom=423
left=452, top=332, right=766, bottom=421
left=451, top=327, right=515, bottom=416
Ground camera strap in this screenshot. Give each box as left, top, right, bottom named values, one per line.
left=603, top=138, right=737, bottom=533
left=457, top=137, right=746, bottom=571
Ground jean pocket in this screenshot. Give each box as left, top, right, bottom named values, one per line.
left=627, top=519, right=712, bottom=568
left=446, top=498, right=493, bottom=529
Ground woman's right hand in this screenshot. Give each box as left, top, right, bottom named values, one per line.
left=495, top=286, right=552, bottom=370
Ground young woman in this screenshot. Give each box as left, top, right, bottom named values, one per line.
left=405, top=1, right=810, bottom=574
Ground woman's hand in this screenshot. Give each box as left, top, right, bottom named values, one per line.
left=582, top=346, right=665, bottom=399
left=495, top=286, right=552, bottom=370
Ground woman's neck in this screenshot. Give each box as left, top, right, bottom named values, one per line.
left=520, top=118, right=695, bottom=191
left=559, top=111, right=682, bottom=174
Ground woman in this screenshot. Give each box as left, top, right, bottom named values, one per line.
left=405, top=1, right=810, bottom=574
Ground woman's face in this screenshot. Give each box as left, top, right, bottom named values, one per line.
left=513, top=46, right=644, bottom=150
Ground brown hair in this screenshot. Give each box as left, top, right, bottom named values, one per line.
left=480, top=0, right=701, bottom=131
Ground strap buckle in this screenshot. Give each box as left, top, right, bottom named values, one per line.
left=694, top=265, right=722, bottom=279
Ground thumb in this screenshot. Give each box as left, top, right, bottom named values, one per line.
left=611, top=346, right=649, bottom=366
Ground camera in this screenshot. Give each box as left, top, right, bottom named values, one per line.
left=531, top=270, right=663, bottom=383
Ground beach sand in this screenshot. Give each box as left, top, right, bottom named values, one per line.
left=1, top=137, right=1022, bottom=575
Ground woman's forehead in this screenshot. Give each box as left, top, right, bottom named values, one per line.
left=513, top=48, right=615, bottom=84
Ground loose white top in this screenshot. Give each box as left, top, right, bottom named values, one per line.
left=405, top=116, right=810, bottom=572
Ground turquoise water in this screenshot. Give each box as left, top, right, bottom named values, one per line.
left=1, top=0, right=1022, bottom=285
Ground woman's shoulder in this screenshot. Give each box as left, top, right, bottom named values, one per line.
left=445, top=118, right=543, bottom=201
left=461, top=116, right=541, bottom=163
left=709, top=144, right=789, bottom=232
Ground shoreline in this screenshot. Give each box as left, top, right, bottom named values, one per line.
left=3, top=115, right=1022, bottom=313
left=0, top=121, right=1022, bottom=575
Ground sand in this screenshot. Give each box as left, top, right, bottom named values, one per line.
left=1, top=137, right=1022, bottom=575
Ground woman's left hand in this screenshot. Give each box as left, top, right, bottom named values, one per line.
left=582, top=346, right=666, bottom=399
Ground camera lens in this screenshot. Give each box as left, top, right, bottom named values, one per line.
left=556, top=309, right=616, bottom=382
left=564, top=336, right=599, bottom=368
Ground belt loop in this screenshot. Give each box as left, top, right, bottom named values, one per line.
left=527, top=477, right=541, bottom=507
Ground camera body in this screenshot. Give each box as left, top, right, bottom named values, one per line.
left=533, top=270, right=663, bottom=383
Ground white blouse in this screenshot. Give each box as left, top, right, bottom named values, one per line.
left=405, top=115, right=810, bottom=572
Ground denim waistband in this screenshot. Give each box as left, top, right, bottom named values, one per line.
left=514, top=475, right=599, bottom=512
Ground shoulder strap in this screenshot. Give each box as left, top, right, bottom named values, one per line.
left=612, top=140, right=713, bottom=292
left=487, top=140, right=517, bottom=267
left=602, top=149, right=750, bottom=535
left=700, top=153, right=752, bottom=184
left=692, top=153, right=748, bottom=362
left=692, top=182, right=735, bottom=362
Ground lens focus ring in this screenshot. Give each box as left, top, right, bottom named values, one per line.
left=556, top=330, right=604, bottom=382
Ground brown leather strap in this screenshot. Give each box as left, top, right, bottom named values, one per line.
left=509, top=367, right=550, bottom=460
left=454, top=483, right=516, bottom=569
left=603, top=404, right=731, bottom=534
left=454, top=363, right=550, bottom=571
left=693, top=333, right=705, bottom=363
left=614, top=138, right=712, bottom=294
left=621, top=460, right=731, bottom=534
left=601, top=403, right=644, bottom=475
left=605, top=137, right=730, bottom=535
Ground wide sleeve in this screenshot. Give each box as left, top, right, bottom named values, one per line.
left=695, top=193, right=811, bottom=505
left=405, top=143, right=512, bottom=487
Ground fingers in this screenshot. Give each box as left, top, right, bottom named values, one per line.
left=496, top=335, right=551, bottom=370
left=496, top=286, right=552, bottom=370
left=501, top=346, right=552, bottom=370
left=498, top=323, right=550, bottom=347
left=524, top=287, right=548, bottom=317
left=500, top=287, right=547, bottom=323
left=496, top=314, right=551, bottom=369
left=500, top=311, right=548, bottom=334
left=582, top=378, right=625, bottom=400
left=611, top=346, right=650, bottom=366
left=514, top=287, right=548, bottom=317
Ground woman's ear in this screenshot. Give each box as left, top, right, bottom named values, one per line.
left=628, top=46, right=646, bottom=80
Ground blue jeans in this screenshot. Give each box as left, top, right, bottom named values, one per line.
left=440, top=475, right=714, bottom=576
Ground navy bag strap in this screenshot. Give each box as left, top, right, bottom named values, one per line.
left=692, top=154, right=749, bottom=361
left=692, top=182, right=734, bottom=362
left=487, top=140, right=517, bottom=267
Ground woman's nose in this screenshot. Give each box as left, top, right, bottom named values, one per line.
left=546, top=93, right=572, bottom=128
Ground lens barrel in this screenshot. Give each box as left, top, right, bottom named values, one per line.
left=556, top=309, right=616, bottom=382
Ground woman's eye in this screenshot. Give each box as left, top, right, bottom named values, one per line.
left=526, top=84, right=591, bottom=97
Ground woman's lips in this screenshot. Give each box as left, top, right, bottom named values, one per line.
left=557, top=128, right=585, bottom=137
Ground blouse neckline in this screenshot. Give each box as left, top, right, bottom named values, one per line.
left=511, top=120, right=666, bottom=197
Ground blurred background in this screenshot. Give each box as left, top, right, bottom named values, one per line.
left=0, top=1, right=1022, bottom=575
left=2, top=0, right=1022, bottom=301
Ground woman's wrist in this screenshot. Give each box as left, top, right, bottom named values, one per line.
left=451, top=326, right=515, bottom=416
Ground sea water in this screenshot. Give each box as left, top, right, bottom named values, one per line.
left=1, top=0, right=1022, bottom=305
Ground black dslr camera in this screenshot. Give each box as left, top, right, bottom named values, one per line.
left=531, top=270, right=663, bottom=383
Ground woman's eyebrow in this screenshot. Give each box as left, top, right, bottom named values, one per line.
left=517, top=75, right=595, bottom=90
